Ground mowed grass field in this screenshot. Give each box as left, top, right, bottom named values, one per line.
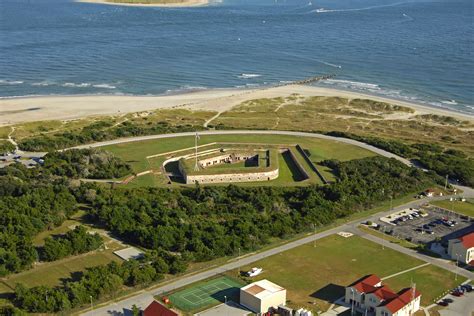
left=385, top=265, right=466, bottom=306
left=236, top=234, right=463, bottom=312
left=103, top=134, right=375, bottom=187
left=0, top=245, right=123, bottom=294
left=430, top=199, right=474, bottom=217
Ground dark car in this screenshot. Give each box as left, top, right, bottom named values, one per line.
left=461, top=284, right=473, bottom=292
left=443, top=298, right=454, bottom=303
left=438, top=301, right=449, bottom=306
left=452, top=290, right=463, bottom=297
left=423, top=224, right=430, bottom=229
left=425, top=230, right=434, bottom=235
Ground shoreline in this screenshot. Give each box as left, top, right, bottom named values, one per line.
left=76, top=0, right=209, bottom=7
left=0, top=85, right=472, bottom=126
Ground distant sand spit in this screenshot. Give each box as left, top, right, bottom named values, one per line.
left=76, top=0, right=209, bottom=7
left=0, top=85, right=472, bottom=126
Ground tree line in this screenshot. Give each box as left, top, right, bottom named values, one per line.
left=43, top=149, right=132, bottom=179
left=326, top=131, right=474, bottom=187
left=14, top=250, right=186, bottom=313
left=41, top=226, right=103, bottom=262
left=18, top=120, right=205, bottom=152
left=1, top=154, right=439, bottom=313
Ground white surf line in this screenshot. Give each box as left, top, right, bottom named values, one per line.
left=381, top=262, right=430, bottom=280
left=310, top=1, right=412, bottom=14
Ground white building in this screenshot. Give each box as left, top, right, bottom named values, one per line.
left=448, top=232, right=474, bottom=265
left=345, top=275, right=421, bottom=316
left=240, top=279, right=286, bottom=314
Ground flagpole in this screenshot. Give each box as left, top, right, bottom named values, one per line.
left=194, top=132, right=199, bottom=171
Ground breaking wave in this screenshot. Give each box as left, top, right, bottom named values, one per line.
left=238, top=73, right=262, bottom=79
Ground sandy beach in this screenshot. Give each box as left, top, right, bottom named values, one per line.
left=0, top=85, right=472, bottom=126
left=76, top=0, right=209, bottom=7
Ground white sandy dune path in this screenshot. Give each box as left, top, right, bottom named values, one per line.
left=76, top=0, right=209, bottom=7
left=0, top=85, right=472, bottom=126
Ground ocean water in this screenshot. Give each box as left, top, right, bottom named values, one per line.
left=0, top=0, right=473, bottom=114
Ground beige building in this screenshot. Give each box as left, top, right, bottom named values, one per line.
left=448, top=232, right=474, bottom=265
left=345, top=275, right=421, bottom=316
left=240, top=279, right=286, bottom=314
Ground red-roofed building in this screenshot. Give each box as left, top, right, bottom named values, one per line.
left=345, top=275, right=421, bottom=316
left=143, top=300, right=178, bottom=316
left=448, top=232, right=474, bottom=265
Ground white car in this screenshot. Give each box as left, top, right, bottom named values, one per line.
left=247, top=267, right=263, bottom=277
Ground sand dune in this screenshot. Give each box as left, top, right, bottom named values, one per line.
left=0, top=85, right=472, bottom=126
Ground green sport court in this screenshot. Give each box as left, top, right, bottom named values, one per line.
left=169, top=276, right=245, bottom=312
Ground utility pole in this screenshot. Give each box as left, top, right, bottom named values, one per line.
left=444, top=174, right=448, bottom=191
left=381, top=226, right=385, bottom=250
left=237, top=247, right=241, bottom=276
left=313, top=223, right=316, bottom=247
left=194, top=132, right=200, bottom=171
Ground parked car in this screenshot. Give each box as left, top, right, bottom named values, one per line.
left=461, top=284, right=473, bottom=292
left=425, top=230, right=434, bottom=235
left=443, top=298, right=454, bottom=303
left=423, top=224, right=430, bottom=229
left=452, top=290, right=463, bottom=297
left=438, top=301, right=449, bottom=307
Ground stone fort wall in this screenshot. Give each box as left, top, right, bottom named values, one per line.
left=180, top=164, right=279, bottom=185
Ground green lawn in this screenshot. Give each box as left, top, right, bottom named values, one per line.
left=237, top=235, right=423, bottom=312
left=430, top=199, right=474, bottom=217
left=385, top=265, right=466, bottom=305
left=236, top=234, right=459, bottom=313
left=1, top=245, right=123, bottom=294
left=104, top=134, right=374, bottom=187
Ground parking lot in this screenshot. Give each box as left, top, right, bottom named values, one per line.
left=376, top=206, right=474, bottom=245
left=0, top=152, right=46, bottom=169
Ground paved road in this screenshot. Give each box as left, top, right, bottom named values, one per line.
left=81, top=192, right=473, bottom=316
left=71, top=130, right=413, bottom=166
left=76, top=130, right=473, bottom=315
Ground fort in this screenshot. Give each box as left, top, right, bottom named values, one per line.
left=178, top=148, right=280, bottom=184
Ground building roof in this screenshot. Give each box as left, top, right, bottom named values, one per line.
left=349, top=275, right=382, bottom=293
left=458, top=232, right=474, bottom=249
left=348, top=275, right=422, bottom=314
left=382, top=288, right=421, bottom=314
left=241, top=279, right=285, bottom=299
left=143, top=301, right=178, bottom=316
left=371, top=285, right=398, bottom=301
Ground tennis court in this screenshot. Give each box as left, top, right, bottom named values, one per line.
left=169, top=276, right=244, bottom=312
